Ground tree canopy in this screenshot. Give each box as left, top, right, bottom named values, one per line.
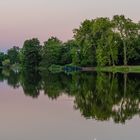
left=1, top=15, right=140, bottom=68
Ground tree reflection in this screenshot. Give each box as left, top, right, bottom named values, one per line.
left=0, top=68, right=140, bottom=124
left=112, top=74, right=140, bottom=123
left=40, top=70, right=72, bottom=100
left=73, top=73, right=119, bottom=121
left=73, top=73, right=140, bottom=123
left=0, top=68, right=20, bottom=88
left=20, top=68, right=41, bottom=98
left=0, top=68, right=4, bottom=82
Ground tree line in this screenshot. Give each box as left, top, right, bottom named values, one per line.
left=0, top=15, right=140, bottom=69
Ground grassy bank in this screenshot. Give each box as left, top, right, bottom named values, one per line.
left=46, top=65, right=140, bottom=73
left=96, top=66, right=140, bottom=73
left=7, top=64, right=140, bottom=74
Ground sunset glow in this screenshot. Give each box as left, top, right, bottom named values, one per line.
left=0, top=0, right=140, bottom=50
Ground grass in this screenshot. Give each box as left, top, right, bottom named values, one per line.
left=46, top=65, right=140, bottom=73
left=96, top=66, right=140, bottom=73
left=48, top=64, right=63, bottom=73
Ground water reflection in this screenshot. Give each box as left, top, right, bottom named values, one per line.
left=0, top=68, right=140, bottom=124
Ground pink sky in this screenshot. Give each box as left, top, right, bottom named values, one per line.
left=0, top=0, right=140, bottom=50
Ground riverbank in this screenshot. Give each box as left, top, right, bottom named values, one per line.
left=48, top=65, right=140, bottom=73
left=96, top=66, right=140, bottom=73
left=2, top=64, right=140, bottom=74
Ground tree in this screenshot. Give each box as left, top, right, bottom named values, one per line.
left=74, top=19, right=97, bottom=66
left=113, top=15, right=140, bottom=65
left=2, top=59, right=10, bottom=68
left=126, top=34, right=140, bottom=65
left=74, top=18, right=120, bottom=66
left=7, top=46, right=20, bottom=64
left=41, top=37, right=62, bottom=67
left=94, top=18, right=113, bottom=66
left=60, top=40, right=75, bottom=65
left=0, top=52, right=5, bottom=67
left=21, top=38, right=41, bottom=69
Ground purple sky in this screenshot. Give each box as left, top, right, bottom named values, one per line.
left=0, top=0, right=140, bottom=50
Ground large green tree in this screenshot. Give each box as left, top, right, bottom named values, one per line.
left=93, top=18, right=119, bottom=66
left=113, top=15, right=140, bottom=65
left=21, top=38, right=41, bottom=69
left=41, top=37, right=63, bottom=67
left=60, top=40, right=76, bottom=65
left=7, top=46, right=20, bottom=64
left=74, top=19, right=97, bottom=66
left=74, top=18, right=120, bottom=66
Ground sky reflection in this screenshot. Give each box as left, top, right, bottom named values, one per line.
left=0, top=78, right=140, bottom=140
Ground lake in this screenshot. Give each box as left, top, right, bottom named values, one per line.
left=0, top=69, right=140, bottom=140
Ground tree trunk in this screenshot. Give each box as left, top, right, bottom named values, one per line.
left=109, top=44, right=115, bottom=66
left=123, top=41, right=127, bottom=66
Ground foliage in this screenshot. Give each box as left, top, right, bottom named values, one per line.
left=73, top=19, right=96, bottom=66
left=73, top=15, right=140, bottom=66
left=21, top=38, right=41, bottom=69
left=2, top=59, right=11, bottom=68
left=1, top=15, right=140, bottom=69
left=7, top=46, right=20, bottom=64
left=61, top=40, right=76, bottom=65
left=40, top=37, right=63, bottom=67
left=113, top=15, right=140, bottom=65
left=0, top=52, right=5, bottom=67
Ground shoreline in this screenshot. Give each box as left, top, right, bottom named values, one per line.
left=87, top=66, right=140, bottom=73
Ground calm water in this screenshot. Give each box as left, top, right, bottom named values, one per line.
left=0, top=69, right=140, bottom=140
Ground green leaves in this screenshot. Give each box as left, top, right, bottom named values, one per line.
left=113, top=15, right=140, bottom=65
left=22, top=38, right=41, bottom=69
left=1, top=15, right=139, bottom=69
left=7, top=46, right=20, bottom=65
left=74, top=15, right=140, bottom=66
left=41, top=37, right=63, bottom=67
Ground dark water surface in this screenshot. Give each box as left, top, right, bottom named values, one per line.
left=0, top=69, right=140, bottom=140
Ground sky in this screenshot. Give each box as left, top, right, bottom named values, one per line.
left=0, top=0, right=140, bottom=51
